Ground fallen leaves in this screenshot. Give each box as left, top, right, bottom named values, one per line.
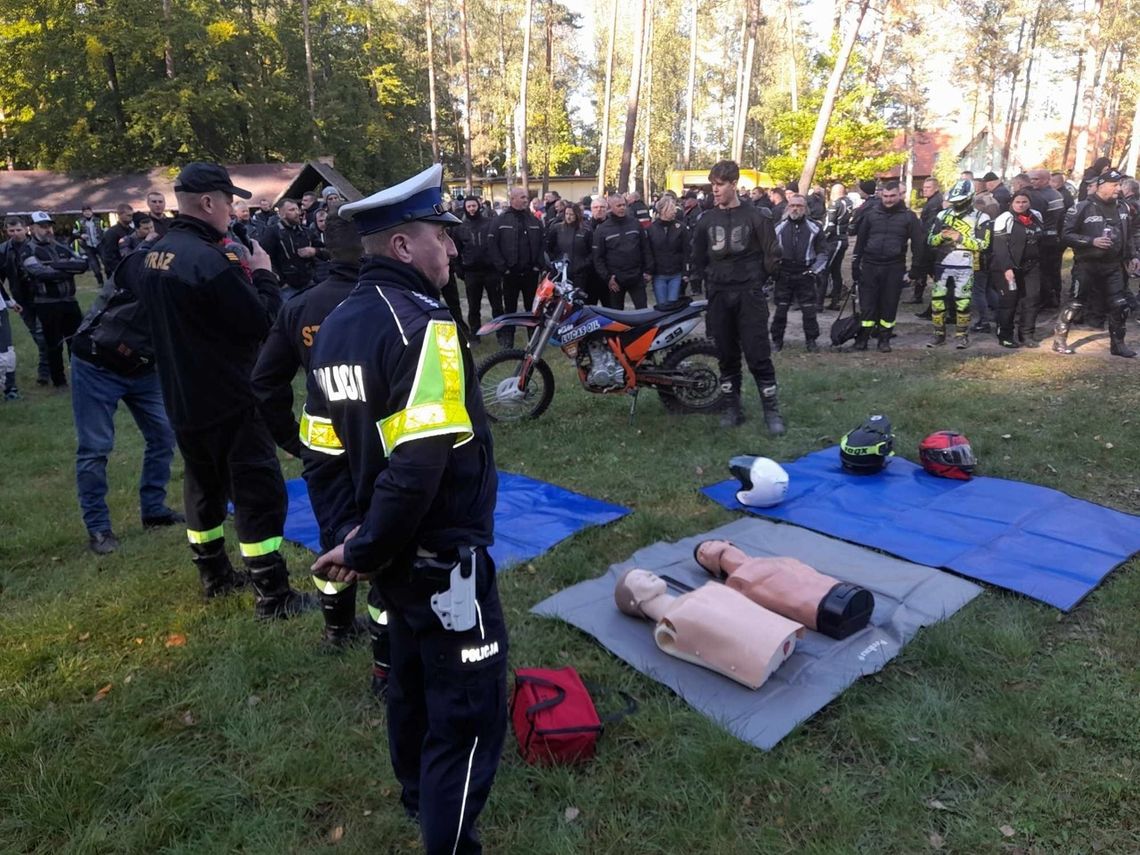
left=164, top=633, right=187, bottom=648
left=563, top=806, right=580, bottom=823
left=92, top=683, right=112, bottom=703
left=929, top=831, right=944, bottom=849
left=328, top=825, right=345, bottom=843
left=180, top=710, right=196, bottom=727
left=999, top=824, right=1016, bottom=838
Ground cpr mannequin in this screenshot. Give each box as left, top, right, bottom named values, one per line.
left=694, top=541, right=875, bottom=640
left=614, top=568, right=803, bottom=690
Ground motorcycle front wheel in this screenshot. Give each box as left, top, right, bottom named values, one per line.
left=476, top=348, right=556, bottom=422
left=656, top=338, right=727, bottom=414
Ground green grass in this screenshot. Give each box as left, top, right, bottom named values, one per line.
left=3, top=279, right=1140, bottom=854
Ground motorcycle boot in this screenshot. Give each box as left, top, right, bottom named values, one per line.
left=805, top=338, right=819, bottom=353
left=1109, top=298, right=1136, bottom=358
left=192, top=541, right=247, bottom=600
left=954, top=312, right=971, bottom=349
left=719, top=376, right=746, bottom=428
left=247, top=552, right=317, bottom=620
left=1052, top=302, right=1080, bottom=354
left=852, top=325, right=871, bottom=351
left=760, top=385, right=786, bottom=437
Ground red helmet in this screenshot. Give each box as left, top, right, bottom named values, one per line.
left=919, top=431, right=977, bottom=480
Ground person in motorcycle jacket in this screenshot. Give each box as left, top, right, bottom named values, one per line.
left=690, top=160, right=784, bottom=435
left=545, top=203, right=595, bottom=301
left=452, top=196, right=503, bottom=334
left=770, top=195, right=828, bottom=353
left=926, top=179, right=990, bottom=348
left=1053, top=169, right=1139, bottom=358
left=991, top=190, right=1045, bottom=348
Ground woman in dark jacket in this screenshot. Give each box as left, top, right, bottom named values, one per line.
left=646, top=195, right=688, bottom=303
left=545, top=204, right=597, bottom=300
left=992, top=190, right=1045, bottom=347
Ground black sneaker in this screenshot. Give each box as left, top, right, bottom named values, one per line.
left=971, top=321, right=992, bottom=333
left=89, top=531, right=120, bottom=555
left=142, top=510, right=186, bottom=529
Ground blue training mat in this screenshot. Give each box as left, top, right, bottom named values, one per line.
left=283, top=473, right=629, bottom=568
left=702, top=446, right=1140, bottom=611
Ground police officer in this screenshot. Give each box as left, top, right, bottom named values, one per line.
left=1053, top=169, right=1139, bottom=358
left=251, top=207, right=390, bottom=678
left=770, top=195, right=828, bottom=352
left=304, top=164, right=506, bottom=855
left=690, top=160, right=784, bottom=434
left=135, top=162, right=314, bottom=614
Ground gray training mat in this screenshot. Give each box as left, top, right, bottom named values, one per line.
left=531, top=516, right=982, bottom=751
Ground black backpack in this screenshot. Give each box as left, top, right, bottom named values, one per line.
left=71, top=251, right=154, bottom=377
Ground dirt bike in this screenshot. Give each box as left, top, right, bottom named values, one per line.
left=475, top=261, right=725, bottom=422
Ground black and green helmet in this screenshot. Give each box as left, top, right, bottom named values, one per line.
left=839, top=414, right=895, bottom=474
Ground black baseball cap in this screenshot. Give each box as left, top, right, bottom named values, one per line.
left=980, top=171, right=999, bottom=182
left=173, top=162, right=252, bottom=199
left=1096, top=169, right=1125, bottom=185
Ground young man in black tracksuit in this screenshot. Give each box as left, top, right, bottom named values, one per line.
left=452, top=197, right=503, bottom=334
left=690, top=160, right=784, bottom=434
left=487, top=186, right=544, bottom=347
left=592, top=194, right=651, bottom=309
left=851, top=181, right=923, bottom=353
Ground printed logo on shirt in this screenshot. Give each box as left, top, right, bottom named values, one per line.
left=145, top=251, right=176, bottom=271
left=315, top=363, right=368, bottom=402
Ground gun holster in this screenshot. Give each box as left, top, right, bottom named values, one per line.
left=425, top=546, right=478, bottom=632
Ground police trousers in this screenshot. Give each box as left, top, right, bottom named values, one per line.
left=384, top=546, right=508, bottom=855
left=707, top=284, right=777, bottom=396
left=857, top=260, right=906, bottom=331
left=175, top=408, right=287, bottom=563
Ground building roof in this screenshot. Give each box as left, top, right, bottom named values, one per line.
left=0, top=160, right=360, bottom=216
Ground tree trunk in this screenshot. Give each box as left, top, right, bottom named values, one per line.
left=301, top=0, right=318, bottom=140
left=860, top=8, right=887, bottom=114
left=459, top=0, right=475, bottom=192
left=1099, top=46, right=1126, bottom=161
left=425, top=0, right=441, bottom=162
left=103, top=51, right=128, bottom=133
left=162, top=0, right=175, bottom=78
left=1063, top=50, right=1086, bottom=170
left=786, top=0, right=799, bottom=112
left=617, top=0, right=647, bottom=193
left=683, top=0, right=698, bottom=168
left=798, top=0, right=870, bottom=192
left=1010, top=8, right=1041, bottom=172
left=1075, top=43, right=1111, bottom=177
left=598, top=0, right=618, bottom=194
left=519, top=0, right=533, bottom=194
left=542, top=2, right=552, bottom=196
left=733, top=0, right=758, bottom=163
left=1124, top=89, right=1140, bottom=178
left=497, top=1, right=513, bottom=188
left=642, top=0, right=654, bottom=196
left=1072, top=0, right=1104, bottom=178
left=0, top=104, right=13, bottom=170
left=999, top=18, right=1026, bottom=173
left=731, top=11, right=747, bottom=158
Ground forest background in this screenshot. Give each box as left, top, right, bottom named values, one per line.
left=1, top=0, right=1139, bottom=197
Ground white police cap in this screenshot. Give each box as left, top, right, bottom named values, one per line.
left=339, top=164, right=460, bottom=236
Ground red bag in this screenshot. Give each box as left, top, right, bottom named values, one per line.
left=510, top=667, right=636, bottom=766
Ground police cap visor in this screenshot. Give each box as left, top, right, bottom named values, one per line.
left=174, top=162, right=253, bottom=199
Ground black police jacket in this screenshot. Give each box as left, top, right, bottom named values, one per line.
left=251, top=259, right=360, bottom=458
left=690, top=203, right=780, bottom=289
left=301, top=256, right=497, bottom=569
left=487, top=208, right=543, bottom=274
left=646, top=218, right=688, bottom=277
left=853, top=201, right=924, bottom=275
left=135, top=215, right=282, bottom=431
left=1062, top=196, right=1136, bottom=265
left=592, top=212, right=650, bottom=281
left=453, top=211, right=496, bottom=273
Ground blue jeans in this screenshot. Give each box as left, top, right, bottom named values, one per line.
left=653, top=274, right=683, bottom=304
left=71, top=356, right=176, bottom=534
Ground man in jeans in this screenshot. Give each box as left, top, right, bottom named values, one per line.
left=70, top=250, right=183, bottom=554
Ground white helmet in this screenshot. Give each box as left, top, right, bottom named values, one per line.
left=729, top=455, right=789, bottom=507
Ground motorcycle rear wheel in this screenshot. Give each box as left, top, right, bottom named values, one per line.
left=477, top=348, right=556, bottom=422
left=656, top=338, right=726, bottom=414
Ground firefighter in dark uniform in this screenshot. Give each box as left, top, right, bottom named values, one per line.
left=135, top=162, right=314, bottom=615
left=250, top=206, right=392, bottom=683
left=1053, top=169, right=1140, bottom=358
left=304, top=164, right=507, bottom=855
